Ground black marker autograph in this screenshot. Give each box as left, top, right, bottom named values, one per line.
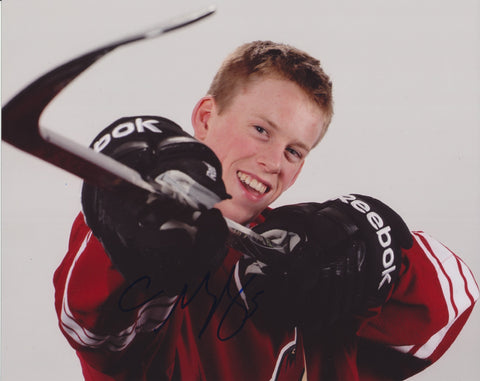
left=118, top=266, right=263, bottom=341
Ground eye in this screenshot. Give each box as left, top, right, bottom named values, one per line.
left=286, top=147, right=302, bottom=161
left=254, top=125, right=268, bottom=135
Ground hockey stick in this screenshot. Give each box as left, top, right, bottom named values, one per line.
left=2, top=5, right=287, bottom=259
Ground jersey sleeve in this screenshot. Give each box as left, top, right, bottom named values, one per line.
left=356, top=231, right=479, bottom=379
left=53, top=213, right=180, bottom=379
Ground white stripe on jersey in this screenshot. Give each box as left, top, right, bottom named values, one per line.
left=60, top=230, right=177, bottom=351
left=234, top=261, right=250, bottom=309
left=392, top=232, right=478, bottom=359
left=270, top=327, right=298, bottom=381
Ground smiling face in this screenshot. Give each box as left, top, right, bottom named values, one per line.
left=192, top=76, right=326, bottom=224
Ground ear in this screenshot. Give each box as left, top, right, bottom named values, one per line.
left=191, top=96, right=215, bottom=141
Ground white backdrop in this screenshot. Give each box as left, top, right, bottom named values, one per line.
left=2, top=1, right=479, bottom=380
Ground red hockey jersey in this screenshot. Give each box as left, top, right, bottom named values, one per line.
left=54, top=213, right=478, bottom=380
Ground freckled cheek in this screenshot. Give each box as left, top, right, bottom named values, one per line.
left=207, top=138, right=231, bottom=163
left=214, top=149, right=241, bottom=183
left=215, top=146, right=239, bottom=168
left=224, top=139, right=256, bottom=163
left=282, top=165, right=303, bottom=190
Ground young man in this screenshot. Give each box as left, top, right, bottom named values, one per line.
left=54, top=41, right=478, bottom=380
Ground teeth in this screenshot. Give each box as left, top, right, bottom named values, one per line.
left=237, top=171, right=268, bottom=194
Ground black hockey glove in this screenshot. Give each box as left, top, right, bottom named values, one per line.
left=240, top=194, right=413, bottom=331
left=81, top=115, right=230, bottom=294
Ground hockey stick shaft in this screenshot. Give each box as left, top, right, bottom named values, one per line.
left=42, top=129, right=283, bottom=257
left=2, top=6, right=285, bottom=259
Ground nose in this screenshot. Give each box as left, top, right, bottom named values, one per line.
left=258, top=144, right=283, bottom=174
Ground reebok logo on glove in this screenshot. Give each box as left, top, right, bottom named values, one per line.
left=337, top=194, right=396, bottom=290
left=204, top=162, right=218, bottom=181
left=93, top=118, right=163, bottom=152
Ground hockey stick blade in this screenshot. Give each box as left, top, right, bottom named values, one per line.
left=2, top=5, right=287, bottom=259
left=2, top=5, right=216, bottom=190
